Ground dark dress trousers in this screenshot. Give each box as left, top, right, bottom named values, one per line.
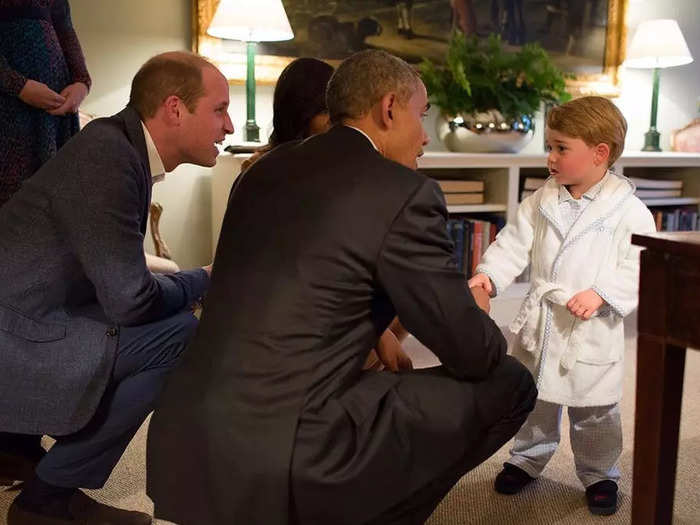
left=0, top=106, right=208, bottom=439
left=147, top=125, right=536, bottom=524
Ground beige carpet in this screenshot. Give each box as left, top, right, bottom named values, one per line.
left=3, top=325, right=700, bottom=524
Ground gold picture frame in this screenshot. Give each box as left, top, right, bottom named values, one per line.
left=192, top=0, right=628, bottom=96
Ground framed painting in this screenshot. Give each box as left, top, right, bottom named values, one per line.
left=193, top=0, right=628, bottom=96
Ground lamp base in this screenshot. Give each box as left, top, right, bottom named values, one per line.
left=642, top=129, right=661, bottom=152
left=244, top=120, right=260, bottom=143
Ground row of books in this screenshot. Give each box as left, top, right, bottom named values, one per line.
left=436, top=179, right=485, bottom=205
left=519, top=176, right=687, bottom=201
left=630, top=176, right=684, bottom=199
left=446, top=216, right=505, bottom=278
left=520, top=176, right=546, bottom=201
left=649, top=206, right=700, bottom=231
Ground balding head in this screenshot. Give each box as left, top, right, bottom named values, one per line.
left=129, top=51, right=216, bottom=119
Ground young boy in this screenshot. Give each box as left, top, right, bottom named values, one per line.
left=468, top=96, right=656, bottom=515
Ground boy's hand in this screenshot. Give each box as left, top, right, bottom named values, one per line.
left=567, top=289, right=604, bottom=320
left=467, top=273, right=493, bottom=295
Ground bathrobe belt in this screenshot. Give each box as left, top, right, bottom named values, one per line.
left=508, top=279, right=598, bottom=370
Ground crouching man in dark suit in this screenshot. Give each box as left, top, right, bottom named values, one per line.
left=0, top=51, right=233, bottom=524
left=147, top=49, right=537, bottom=525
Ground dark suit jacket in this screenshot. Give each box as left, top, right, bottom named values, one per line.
left=0, top=106, right=209, bottom=436
left=147, top=126, right=505, bottom=524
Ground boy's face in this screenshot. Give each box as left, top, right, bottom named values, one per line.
left=545, top=127, right=608, bottom=192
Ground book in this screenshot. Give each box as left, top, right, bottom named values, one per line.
left=471, top=221, right=483, bottom=276
left=436, top=180, right=484, bottom=193
left=629, top=177, right=683, bottom=189
left=636, top=189, right=683, bottom=198
left=520, top=189, right=535, bottom=201
left=444, top=193, right=484, bottom=205
left=523, top=177, right=547, bottom=190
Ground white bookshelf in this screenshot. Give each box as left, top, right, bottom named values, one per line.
left=417, top=151, right=700, bottom=223
left=210, top=151, right=700, bottom=255
left=447, top=204, right=507, bottom=213
left=639, top=197, right=700, bottom=207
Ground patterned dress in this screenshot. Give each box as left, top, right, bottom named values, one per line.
left=0, top=0, right=90, bottom=206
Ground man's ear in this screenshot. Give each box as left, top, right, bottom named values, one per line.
left=162, top=95, right=183, bottom=126
left=594, top=143, right=610, bottom=166
left=380, top=92, right=396, bottom=129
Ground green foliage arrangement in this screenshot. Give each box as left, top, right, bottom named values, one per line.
left=420, top=33, right=572, bottom=120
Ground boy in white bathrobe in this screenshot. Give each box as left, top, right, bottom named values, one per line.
left=469, top=96, right=656, bottom=515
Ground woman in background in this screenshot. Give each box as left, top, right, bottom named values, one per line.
left=0, top=0, right=90, bottom=206
left=241, top=57, right=334, bottom=171
left=240, top=57, right=411, bottom=372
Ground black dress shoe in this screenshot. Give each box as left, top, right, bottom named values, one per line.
left=494, top=463, right=536, bottom=494
left=585, top=479, right=618, bottom=516
left=8, top=490, right=152, bottom=524
left=0, top=449, right=43, bottom=486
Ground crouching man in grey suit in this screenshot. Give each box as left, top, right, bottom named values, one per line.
left=0, top=51, right=233, bottom=524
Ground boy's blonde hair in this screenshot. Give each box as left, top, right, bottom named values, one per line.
left=546, top=96, right=627, bottom=166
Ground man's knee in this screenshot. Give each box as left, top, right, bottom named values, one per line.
left=480, top=355, right=537, bottom=422
left=155, top=311, right=199, bottom=366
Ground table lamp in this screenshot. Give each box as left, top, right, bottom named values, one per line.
left=207, top=0, right=294, bottom=142
left=624, top=19, right=693, bottom=151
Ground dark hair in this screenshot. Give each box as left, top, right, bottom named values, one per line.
left=268, top=58, right=335, bottom=147
left=326, top=49, right=420, bottom=125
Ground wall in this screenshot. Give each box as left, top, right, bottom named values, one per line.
left=69, top=0, right=698, bottom=267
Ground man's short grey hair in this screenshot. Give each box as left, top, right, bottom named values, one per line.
left=326, top=50, right=421, bottom=124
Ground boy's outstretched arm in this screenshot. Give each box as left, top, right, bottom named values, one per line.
left=475, top=195, right=538, bottom=296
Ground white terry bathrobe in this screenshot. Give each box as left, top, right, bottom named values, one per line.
left=477, top=172, right=656, bottom=407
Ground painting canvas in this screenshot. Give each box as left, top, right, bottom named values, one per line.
left=193, top=0, right=627, bottom=95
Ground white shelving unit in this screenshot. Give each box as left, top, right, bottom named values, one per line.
left=417, top=151, right=700, bottom=223
left=210, top=151, right=700, bottom=256
left=447, top=204, right=507, bottom=213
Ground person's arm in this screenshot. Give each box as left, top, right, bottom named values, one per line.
left=51, top=0, right=91, bottom=90
left=0, top=53, right=27, bottom=97
left=47, top=0, right=90, bottom=115
left=473, top=194, right=537, bottom=296
left=53, top=129, right=208, bottom=326
left=376, top=178, right=506, bottom=380
left=1, top=54, right=66, bottom=109
left=590, top=205, right=657, bottom=317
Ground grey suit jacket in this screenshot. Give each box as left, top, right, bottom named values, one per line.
left=0, top=106, right=209, bottom=435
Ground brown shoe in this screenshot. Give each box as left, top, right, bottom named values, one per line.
left=7, top=490, right=152, bottom=524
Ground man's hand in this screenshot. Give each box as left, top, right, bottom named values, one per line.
left=567, top=288, right=604, bottom=320
left=468, top=273, right=493, bottom=295
left=202, top=264, right=212, bottom=277
left=18, top=79, right=65, bottom=110
left=470, top=285, right=490, bottom=313
left=47, top=82, right=89, bottom=116
left=376, top=328, right=413, bottom=372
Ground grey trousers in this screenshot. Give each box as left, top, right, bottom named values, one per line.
left=506, top=399, right=622, bottom=487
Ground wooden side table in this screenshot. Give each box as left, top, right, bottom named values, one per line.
left=631, top=231, right=700, bottom=524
